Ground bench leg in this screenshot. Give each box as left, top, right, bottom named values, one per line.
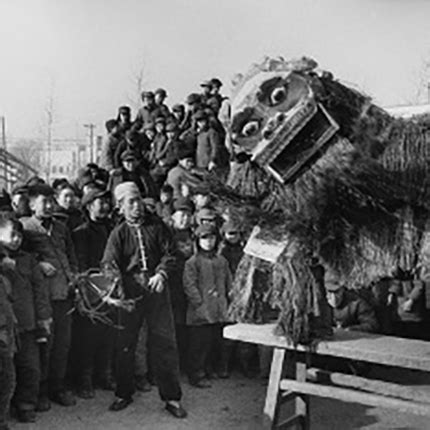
left=263, top=347, right=286, bottom=429
left=295, top=360, right=310, bottom=430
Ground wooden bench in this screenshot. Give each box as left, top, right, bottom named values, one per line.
left=224, top=323, right=430, bottom=429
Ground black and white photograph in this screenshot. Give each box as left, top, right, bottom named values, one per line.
left=1, top=1, right=430, bottom=429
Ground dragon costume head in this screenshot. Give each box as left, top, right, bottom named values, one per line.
left=218, top=56, right=430, bottom=344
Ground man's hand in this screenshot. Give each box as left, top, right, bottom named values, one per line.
left=39, top=262, right=57, bottom=277
left=38, top=318, right=53, bottom=336
left=148, top=273, right=165, bottom=293
left=208, top=161, right=216, bottom=171
left=402, top=298, right=414, bottom=312
left=1, top=257, right=16, bottom=271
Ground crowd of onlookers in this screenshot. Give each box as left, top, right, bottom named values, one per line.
left=0, top=77, right=429, bottom=429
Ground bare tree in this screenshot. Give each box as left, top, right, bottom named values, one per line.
left=9, top=139, right=43, bottom=173
left=45, top=80, right=55, bottom=182
left=126, top=57, right=150, bottom=111
left=407, top=55, right=430, bottom=105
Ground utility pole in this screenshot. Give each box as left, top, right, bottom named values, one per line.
left=1, top=116, right=7, bottom=188
left=46, top=95, right=54, bottom=183
left=84, top=123, right=96, bottom=163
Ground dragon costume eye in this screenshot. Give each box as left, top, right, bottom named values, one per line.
left=270, top=86, right=287, bottom=106
left=241, top=120, right=260, bottom=137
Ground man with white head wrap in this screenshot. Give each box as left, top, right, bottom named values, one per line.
left=102, top=182, right=186, bottom=418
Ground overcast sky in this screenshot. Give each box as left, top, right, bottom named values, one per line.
left=1, top=0, right=430, bottom=142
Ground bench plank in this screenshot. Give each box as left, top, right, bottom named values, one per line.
left=280, top=380, right=430, bottom=417
left=224, top=324, right=430, bottom=372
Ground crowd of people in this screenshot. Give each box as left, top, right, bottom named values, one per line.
left=0, top=78, right=429, bottom=430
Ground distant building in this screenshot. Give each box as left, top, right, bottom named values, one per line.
left=385, top=103, right=430, bottom=119
left=42, top=136, right=102, bottom=181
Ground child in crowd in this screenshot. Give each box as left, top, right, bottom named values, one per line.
left=0, top=216, right=51, bottom=423
left=195, top=207, right=220, bottom=230
left=218, top=220, right=250, bottom=378
left=388, top=279, right=427, bottom=340
left=191, top=186, right=211, bottom=213
left=183, top=224, right=232, bottom=388
left=156, top=184, right=174, bottom=224
left=21, top=184, right=78, bottom=410
left=169, top=197, right=195, bottom=370
left=10, top=186, right=31, bottom=218
left=71, top=188, right=114, bottom=398
left=0, top=271, right=16, bottom=430
left=54, top=183, right=85, bottom=232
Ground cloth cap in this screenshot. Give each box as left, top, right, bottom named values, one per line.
left=195, top=224, right=217, bottom=238
left=118, top=105, right=131, bottom=114
left=155, top=116, right=166, bottom=125
left=11, top=184, right=28, bottom=196
left=165, top=122, right=177, bottom=132
left=155, top=88, right=167, bottom=97
left=193, top=184, right=210, bottom=195
left=210, top=78, right=223, bottom=88
left=81, top=188, right=111, bottom=207
left=186, top=93, right=201, bottom=105
left=173, top=197, right=194, bottom=213
left=141, top=91, right=154, bottom=99
left=200, top=80, right=212, bottom=88
left=114, top=182, right=140, bottom=203
left=221, top=220, right=242, bottom=235
left=177, top=146, right=194, bottom=160
left=26, top=176, right=46, bottom=187
left=143, top=197, right=156, bottom=208
left=196, top=207, right=217, bottom=221
left=172, top=104, right=184, bottom=112
left=193, top=110, right=207, bottom=121
left=143, top=122, right=155, bottom=131
left=28, top=184, right=54, bottom=198
left=121, top=149, right=137, bottom=161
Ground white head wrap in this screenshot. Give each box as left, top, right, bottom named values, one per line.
left=114, top=182, right=140, bottom=205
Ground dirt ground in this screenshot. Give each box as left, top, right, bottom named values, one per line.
left=10, top=367, right=430, bottom=430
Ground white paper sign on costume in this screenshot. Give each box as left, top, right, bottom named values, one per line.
left=244, top=226, right=288, bottom=263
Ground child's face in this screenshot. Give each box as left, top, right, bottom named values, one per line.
left=30, top=195, right=53, bottom=219
left=199, top=234, right=217, bottom=251
left=57, top=188, right=75, bottom=210
left=193, top=193, right=209, bottom=208
left=177, top=239, right=193, bottom=258
left=155, top=123, right=165, bottom=134
left=145, top=130, right=155, bottom=141
left=224, top=231, right=241, bottom=245
left=0, top=223, right=23, bottom=251
left=160, top=192, right=172, bottom=204
left=171, top=210, right=191, bottom=230
left=88, top=197, right=110, bottom=221
left=122, top=160, right=138, bottom=172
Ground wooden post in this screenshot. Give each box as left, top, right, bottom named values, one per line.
left=263, top=348, right=285, bottom=429
left=295, top=359, right=310, bottom=430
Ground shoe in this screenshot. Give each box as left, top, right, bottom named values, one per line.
left=50, top=390, right=76, bottom=407
left=108, top=397, right=133, bottom=412
left=189, top=379, right=212, bottom=388
left=35, top=396, right=51, bottom=412
left=77, top=387, right=95, bottom=399
left=165, top=402, right=187, bottom=419
left=17, top=409, right=37, bottom=423
left=135, top=375, right=152, bottom=392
